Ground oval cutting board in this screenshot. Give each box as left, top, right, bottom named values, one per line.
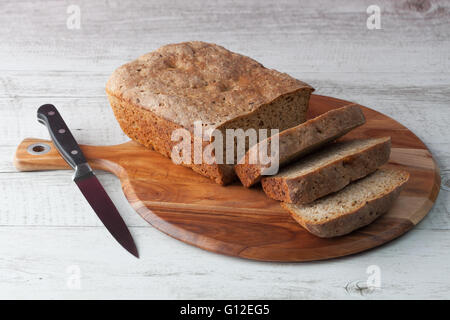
left=14, top=95, right=441, bottom=261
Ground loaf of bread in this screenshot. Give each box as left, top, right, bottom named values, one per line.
left=262, top=137, right=391, bottom=204
left=234, top=105, right=366, bottom=187
left=282, top=168, right=409, bottom=238
left=106, top=41, right=314, bottom=185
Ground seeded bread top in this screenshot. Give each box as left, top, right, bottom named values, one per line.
left=106, top=41, right=313, bottom=133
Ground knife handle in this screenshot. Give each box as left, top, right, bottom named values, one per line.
left=37, top=104, right=89, bottom=173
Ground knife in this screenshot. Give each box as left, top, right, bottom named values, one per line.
left=37, top=104, right=139, bottom=258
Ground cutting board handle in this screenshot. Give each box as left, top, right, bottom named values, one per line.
left=13, top=138, right=124, bottom=174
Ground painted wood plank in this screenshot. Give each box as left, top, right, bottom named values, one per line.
left=0, top=1, right=449, bottom=73
left=0, top=170, right=148, bottom=227
left=1, top=39, right=449, bottom=73
left=1, top=0, right=449, bottom=41
left=0, top=226, right=449, bottom=299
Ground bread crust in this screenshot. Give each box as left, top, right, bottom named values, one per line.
left=281, top=169, right=410, bottom=238
left=107, top=94, right=235, bottom=184
left=262, top=137, right=391, bottom=203
left=235, top=105, right=366, bottom=187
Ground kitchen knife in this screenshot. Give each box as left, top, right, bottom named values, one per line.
left=37, top=104, right=139, bottom=258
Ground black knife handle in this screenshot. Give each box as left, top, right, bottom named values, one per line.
left=37, top=104, right=88, bottom=171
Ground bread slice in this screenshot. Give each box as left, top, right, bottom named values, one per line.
left=282, top=168, right=409, bottom=238
left=262, top=137, right=391, bottom=204
left=106, top=41, right=314, bottom=185
left=234, top=105, right=365, bottom=187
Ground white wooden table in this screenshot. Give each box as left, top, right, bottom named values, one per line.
left=1, top=0, right=449, bottom=299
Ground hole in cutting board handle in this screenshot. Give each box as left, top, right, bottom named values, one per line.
left=27, top=143, right=51, bottom=155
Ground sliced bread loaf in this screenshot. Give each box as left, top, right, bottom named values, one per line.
left=106, top=41, right=314, bottom=185
left=234, top=105, right=365, bottom=187
left=282, top=168, right=410, bottom=238
left=262, top=137, right=391, bottom=204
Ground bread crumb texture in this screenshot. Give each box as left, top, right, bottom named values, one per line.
left=262, top=137, right=391, bottom=204
left=282, top=168, right=410, bottom=237
left=235, top=105, right=366, bottom=187
left=280, top=137, right=390, bottom=179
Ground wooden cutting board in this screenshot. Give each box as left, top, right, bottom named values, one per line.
left=14, top=95, right=441, bottom=262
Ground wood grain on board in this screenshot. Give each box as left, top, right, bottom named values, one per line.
left=14, top=95, right=441, bottom=261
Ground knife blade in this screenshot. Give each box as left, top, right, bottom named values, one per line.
left=37, top=104, right=139, bottom=258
